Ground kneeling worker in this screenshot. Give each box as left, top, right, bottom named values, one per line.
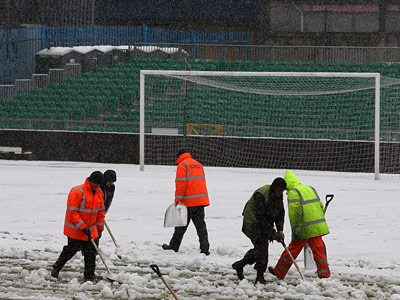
left=232, top=177, right=287, bottom=284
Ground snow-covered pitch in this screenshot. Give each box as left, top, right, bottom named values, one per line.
left=1, top=160, right=400, bottom=299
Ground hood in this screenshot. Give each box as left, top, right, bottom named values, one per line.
left=104, top=170, right=117, bottom=183
left=283, top=170, right=302, bottom=190
left=176, top=152, right=192, bottom=164
left=270, top=177, right=287, bottom=192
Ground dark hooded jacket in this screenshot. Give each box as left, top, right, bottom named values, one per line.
left=242, top=179, right=285, bottom=241
left=100, top=170, right=117, bottom=214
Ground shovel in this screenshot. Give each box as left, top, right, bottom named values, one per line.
left=280, top=241, right=305, bottom=280
left=105, top=220, right=122, bottom=259
left=90, top=238, right=122, bottom=283
left=150, top=264, right=179, bottom=300
left=305, top=193, right=334, bottom=268
left=324, top=194, right=334, bottom=214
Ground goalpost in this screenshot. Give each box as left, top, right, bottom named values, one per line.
left=139, top=70, right=400, bottom=178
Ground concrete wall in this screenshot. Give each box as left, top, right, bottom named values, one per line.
left=1, top=130, right=400, bottom=174
left=0, top=130, right=139, bottom=164
left=270, top=6, right=398, bottom=33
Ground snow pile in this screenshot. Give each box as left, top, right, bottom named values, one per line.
left=0, top=160, right=399, bottom=299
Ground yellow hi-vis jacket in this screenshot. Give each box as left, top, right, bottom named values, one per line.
left=284, top=170, right=329, bottom=241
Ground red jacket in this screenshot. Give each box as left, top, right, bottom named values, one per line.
left=175, top=153, right=210, bottom=207
left=63, top=178, right=105, bottom=241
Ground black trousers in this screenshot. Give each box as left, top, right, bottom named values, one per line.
left=53, top=237, right=97, bottom=278
left=169, top=206, right=209, bottom=253
left=241, top=237, right=270, bottom=273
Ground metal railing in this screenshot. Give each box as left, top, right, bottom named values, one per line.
left=2, top=24, right=400, bottom=86
left=0, top=24, right=251, bottom=85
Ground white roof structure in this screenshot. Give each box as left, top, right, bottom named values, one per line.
left=36, top=45, right=187, bottom=56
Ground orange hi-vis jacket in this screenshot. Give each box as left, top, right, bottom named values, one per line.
left=64, top=177, right=105, bottom=241
left=175, top=153, right=210, bottom=207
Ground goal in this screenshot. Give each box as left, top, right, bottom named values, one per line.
left=139, top=70, right=400, bottom=178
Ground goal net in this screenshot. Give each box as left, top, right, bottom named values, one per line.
left=139, top=70, right=400, bottom=178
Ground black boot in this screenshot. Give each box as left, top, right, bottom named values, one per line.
left=162, top=244, right=178, bottom=252
left=84, top=273, right=103, bottom=281
left=255, top=270, right=267, bottom=284
left=232, top=261, right=245, bottom=280
left=51, top=264, right=61, bottom=278
left=268, top=266, right=278, bottom=278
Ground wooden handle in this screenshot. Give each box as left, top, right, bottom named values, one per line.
left=150, top=264, right=179, bottom=300
left=284, top=245, right=300, bottom=270
left=105, top=220, right=119, bottom=247
left=160, top=276, right=179, bottom=300
left=90, top=238, right=111, bottom=274
left=283, top=244, right=305, bottom=280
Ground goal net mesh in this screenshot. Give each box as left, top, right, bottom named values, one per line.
left=141, top=72, right=400, bottom=174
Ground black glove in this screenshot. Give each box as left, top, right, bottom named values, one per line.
left=82, top=228, right=92, bottom=240
left=273, top=231, right=284, bottom=244
left=98, top=230, right=103, bottom=239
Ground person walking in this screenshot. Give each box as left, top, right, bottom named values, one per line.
left=162, top=149, right=210, bottom=255
left=232, top=177, right=287, bottom=284
left=101, top=170, right=117, bottom=215
left=269, top=170, right=330, bottom=279
left=51, top=171, right=105, bottom=281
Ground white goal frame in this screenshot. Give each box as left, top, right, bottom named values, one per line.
left=139, top=70, right=381, bottom=179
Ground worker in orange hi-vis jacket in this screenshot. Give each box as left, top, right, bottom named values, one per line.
left=162, top=149, right=210, bottom=255
left=51, top=171, right=105, bottom=281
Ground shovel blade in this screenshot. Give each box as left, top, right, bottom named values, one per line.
left=104, top=272, right=123, bottom=284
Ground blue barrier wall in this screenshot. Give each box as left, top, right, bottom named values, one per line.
left=0, top=26, right=42, bottom=85
left=0, top=24, right=251, bottom=85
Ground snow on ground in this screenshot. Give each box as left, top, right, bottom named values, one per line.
left=1, top=160, right=400, bottom=299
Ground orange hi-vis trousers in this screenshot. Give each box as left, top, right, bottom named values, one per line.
left=274, top=236, right=330, bottom=279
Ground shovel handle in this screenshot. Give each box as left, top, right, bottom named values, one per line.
left=160, top=276, right=179, bottom=300
left=90, top=238, right=111, bottom=274
left=150, top=264, right=179, bottom=300
left=324, top=194, right=334, bottom=214
left=281, top=242, right=305, bottom=280
left=325, top=194, right=334, bottom=204
left=282, top=244, right=300, bottom=270
left=105, top=220, right=119, bottom=247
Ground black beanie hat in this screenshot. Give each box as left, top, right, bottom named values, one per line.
left=177, top=148, right=189, bottom=158
left=271, top=177, right=287, bottom=191
left=104, top=170, right=117, bottom=183
left=89, top=171, right=104, bottom=184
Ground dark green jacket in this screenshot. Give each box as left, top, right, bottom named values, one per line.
left=242, top=184, right=285, bottom=241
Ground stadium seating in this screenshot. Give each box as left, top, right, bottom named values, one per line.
left=1, top=57, right=400, bottom=140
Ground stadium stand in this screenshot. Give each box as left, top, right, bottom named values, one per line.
left=1, top=57, right=400, bottom=141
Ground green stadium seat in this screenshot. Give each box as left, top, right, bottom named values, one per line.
left=86, top=102, right=102, bottom=117
left=32, top=120, right=51, bottom=130
left=85, top=122, right=105, bottom=132
left=204, top=64, right=217, bottom=71
left=105, top=97, right=119, bottom=111
left=53, top=121, right=66, bottom=130
left=230, top=60, right=243, bottom=71
left=72, top=108, right=85, bottom=120
left=0, top=57, right=388, bottom=138
left=191, top=63, right=204, bottom=70
left=219, top=60, right=231, bottom=71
